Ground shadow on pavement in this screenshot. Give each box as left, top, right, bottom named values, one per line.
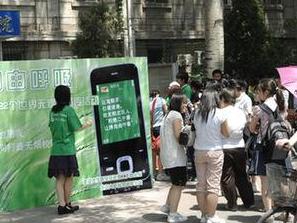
left=142, top=213, right=167, bottom=222
left=0, top=194, right=159, bottom=223
left=227, top=214, right=261, bottom=223
left=143, top=214, right=200, bottom=223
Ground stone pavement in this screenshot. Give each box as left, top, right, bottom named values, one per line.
left=0, top=181, right=276, bottom=223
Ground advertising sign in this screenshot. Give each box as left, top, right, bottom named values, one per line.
left=0, top=11, right=20, bottom=37
left=0, top=58, right=152, bottom=211
left=91, top=64, right=151, bottom=195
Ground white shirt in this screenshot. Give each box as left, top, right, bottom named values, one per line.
left=235, top=92, right=252, bottom=119
left=221, top=105, right=246, bottom=149
left=281, top=89, right=289, bottom=109
left=160, top=110, right=187, bottom=169
left=193, top=108, right=227, bottom=151
left=150, top=96, right=166, bottom=128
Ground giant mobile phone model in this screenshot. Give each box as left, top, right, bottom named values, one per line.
left=90, top=64, right=152, bottom=195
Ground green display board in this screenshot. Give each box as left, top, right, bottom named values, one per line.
left=0, top=58, right=151, bottom=211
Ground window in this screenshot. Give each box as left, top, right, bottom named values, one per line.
left=146, top=0, right=169, bottom=3
left=263, top=0, right=282, bottom=4
left=2, top=42, right=27, bottom=61
left=147, top=48, right=163, bottom=63
left=224, top=0, right=232, bottom=5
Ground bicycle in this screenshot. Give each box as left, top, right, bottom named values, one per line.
left=257, top=164, right=297, bottom=223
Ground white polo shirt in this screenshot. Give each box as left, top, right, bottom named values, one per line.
left=221, top=105, right=246, bottom=149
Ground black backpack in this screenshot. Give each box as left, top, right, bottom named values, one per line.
left=260, top=104, right=291, bottom=163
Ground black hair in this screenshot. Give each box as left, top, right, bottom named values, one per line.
left=220, top=88, right=236, bottom=105
left=150, top=89, right=160, bottom=98
left=190, top=80, right=203, bottom=91
left=227, top=79, right=237, bottom=89
left=235, top=80, right=248, bottom=91
left=205, top=80, right=223, bottom=92
left=169, top=94, right=186, bottom=113
left=197, top=89, right=219, bottom=123
left=258, top=78, right=285, bottom=112
left=212, top=69, right=222, bottom=76
left=52, top=85, right=71, bottom=113
left=176, top=72, right=189, bottom=84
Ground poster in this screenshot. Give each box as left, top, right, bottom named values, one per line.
left=0, top=58, right=152, bottom=211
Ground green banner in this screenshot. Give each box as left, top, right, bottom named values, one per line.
left=0, top=58, right=151, bottom=211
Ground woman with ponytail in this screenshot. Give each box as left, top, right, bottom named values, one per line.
left=48, top=85, right=92, bottom=215
left=249, top=78, right=286, bottom=222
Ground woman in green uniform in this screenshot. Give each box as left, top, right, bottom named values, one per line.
left=48, top=85, right=92, bottom=215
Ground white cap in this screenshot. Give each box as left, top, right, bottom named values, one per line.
left=169, top=81, right=180, bottom=88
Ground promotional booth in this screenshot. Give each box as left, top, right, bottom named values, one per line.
left=0, top=57, right=152, bottom=211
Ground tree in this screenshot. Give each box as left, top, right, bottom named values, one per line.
left=204, top=0, right=225, bottom=78
left=72, top=2, right=123, bottom=58
left=224, top=0, right=271, bottom=79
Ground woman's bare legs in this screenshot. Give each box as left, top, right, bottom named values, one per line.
left=260, top=176, right=272, bottom=211
left=64, top=175, right=73, bottom=205
left=56, top=175, right=66, bottom=206
left=166, top=185, right=183, bottom=213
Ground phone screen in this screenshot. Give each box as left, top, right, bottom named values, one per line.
left=96, top=80, right=141, bottom=144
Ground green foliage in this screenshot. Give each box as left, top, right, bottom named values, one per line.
left=284, top=18, right=297, bottom=34
left=116, top=0, right=123, bottom=16
left=72, top=2, right=124, bottom=58
left=225, top=0, right=271, bottom=79
left=225, top=0, right=297, bottom=81
left=191, top=64, right=207, bottom=82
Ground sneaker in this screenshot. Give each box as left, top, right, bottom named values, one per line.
left=160, top=204, right=170, bottom=215
left=200, top=215, right=207, bottom=223
left=66, top=202, right=79, bottom=211
left=57, top=205, right=74, bottom=215
left=156, top=173, right=170, bottom=181
left=275, top=213, right=293, bottom=222
left=206, top=215, right=225, bottom=223
left=264, top=216, right=274, bottom=223
left=167, top=213, right=188, bottom=223
left=224, top=204, right=237, bottom=211
left=243, top=204, right=255, bottom=209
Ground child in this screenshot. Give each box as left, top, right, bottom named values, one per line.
left=48, top=85, right=92, bottom=215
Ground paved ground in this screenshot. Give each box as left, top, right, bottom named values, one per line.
left=0, top=181, right=277, bottom=223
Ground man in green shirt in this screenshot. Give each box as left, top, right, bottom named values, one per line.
left=176, top=72, right=192, bottom=100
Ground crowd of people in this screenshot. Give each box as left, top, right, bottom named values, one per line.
left=150, top=69, right=297, bottom=223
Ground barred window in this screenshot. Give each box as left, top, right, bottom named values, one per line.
left=146, top=0, right=169, bottom=3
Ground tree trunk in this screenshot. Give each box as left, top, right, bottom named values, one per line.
left=204, top=0, right=224, bottom=78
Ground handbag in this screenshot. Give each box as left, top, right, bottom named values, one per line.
left=179, top=132, right=189, bottom=146
left=187, top=123, right=196, bottom=147
left=179, top=126, right=190, bottom=146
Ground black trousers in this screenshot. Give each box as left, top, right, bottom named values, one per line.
left=221, top=148, right=254, bottom=208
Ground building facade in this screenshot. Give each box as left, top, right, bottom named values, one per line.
left=0, top=0, right=296, bottom=63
